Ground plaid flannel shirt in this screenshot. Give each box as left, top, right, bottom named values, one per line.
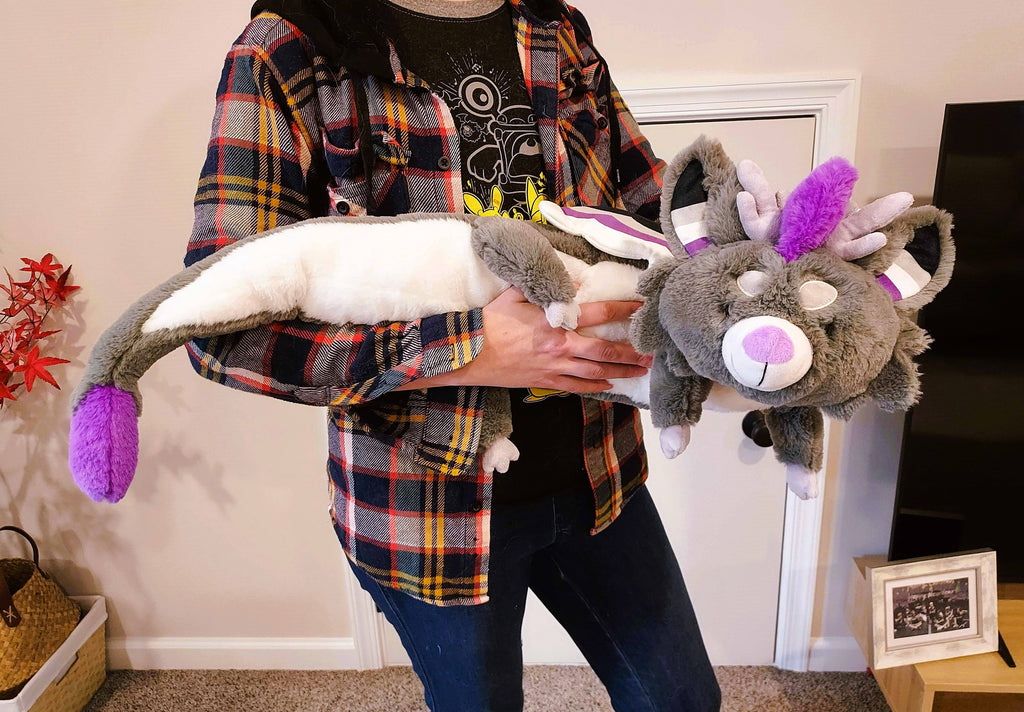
left=185, top=0, right=665, bottom=605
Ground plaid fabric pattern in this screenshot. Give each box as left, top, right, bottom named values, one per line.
left=186, top=1, right=664, bottom=604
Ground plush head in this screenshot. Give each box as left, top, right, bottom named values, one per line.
left=634, top=136, right=954, bottom=417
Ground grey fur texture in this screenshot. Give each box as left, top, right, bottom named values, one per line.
left=658, top=135, right=745, bottom=256
left=765, top=407, right=824, bottom=471
left=471, top=217, right=577, bottom=307
left=637, top=138, right=955, bottom=471
left=479, top=387, right=513, bottom=449
left=649, top=352, right=711, bottom=428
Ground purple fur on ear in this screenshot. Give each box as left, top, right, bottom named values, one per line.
left=68, top=384, right=139, bottom=503
left=777, top=157, right=858, bottom=262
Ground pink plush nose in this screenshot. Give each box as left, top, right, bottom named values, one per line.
left=742, top=326, right=794, bottom=364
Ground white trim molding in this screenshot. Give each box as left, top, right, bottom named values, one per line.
left=809, top=636, right=869, bottom=672
left=107, top=636, right=359, bottom=671
left=621, top=75, right=860, bottom=163
left=341, top=552, right=388, bottom=670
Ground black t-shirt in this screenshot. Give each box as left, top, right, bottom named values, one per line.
left=374, top=0, right=589, bottom=503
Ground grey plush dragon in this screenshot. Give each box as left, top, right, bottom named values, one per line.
left=68, top=136, right=954, bottom=503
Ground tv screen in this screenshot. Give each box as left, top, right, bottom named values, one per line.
left=889, top=101, right=1024, bottom=582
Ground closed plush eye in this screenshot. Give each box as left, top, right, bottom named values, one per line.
left=799, top=280, right=838, bottom=310
left=736, top=270, right=767, bottom=297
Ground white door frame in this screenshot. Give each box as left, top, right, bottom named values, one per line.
left=345, top=74, right=861, bottom=672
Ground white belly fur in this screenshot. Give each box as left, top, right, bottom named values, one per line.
left=141, top=220, right=761, bottom=413
left=142, top=218, right=511, bottom=333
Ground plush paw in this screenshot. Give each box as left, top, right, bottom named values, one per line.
left=544, top=301, right=581, bottom=330
left=481, top=437, right=521, bottom=474
left=659, top=424, right=691, bottom=459
left=786, top=464, right=820, bottom=500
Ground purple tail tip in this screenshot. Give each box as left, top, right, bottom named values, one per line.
left=69, top=384, right=139, bottom=503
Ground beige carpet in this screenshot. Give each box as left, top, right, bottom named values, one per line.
left=83, top=666, right=890, bottom=711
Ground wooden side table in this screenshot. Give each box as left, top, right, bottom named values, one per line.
left=871, top=599, right=1024, bottom=712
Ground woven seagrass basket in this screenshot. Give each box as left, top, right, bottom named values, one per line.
left=0, top=527, right=81, bottom=698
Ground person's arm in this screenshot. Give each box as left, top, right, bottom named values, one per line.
left=394, top=288, right=652, bottom=393
left=185, top=23, right=485, bottom=409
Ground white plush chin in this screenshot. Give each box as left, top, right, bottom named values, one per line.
left=721, top=316, right=813, bottom=392
left=786, top=464, right=819, bottom=500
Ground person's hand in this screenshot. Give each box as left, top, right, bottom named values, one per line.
left=400, top=288, right=652, bottom=393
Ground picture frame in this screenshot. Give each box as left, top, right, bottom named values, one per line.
left=861, top=549, right=998, bottom=669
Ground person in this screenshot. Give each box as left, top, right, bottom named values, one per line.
left=185, top=0, right=720, bottom=710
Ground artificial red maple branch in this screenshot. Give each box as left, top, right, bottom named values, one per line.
left=0, top=253, right=78, bottom=408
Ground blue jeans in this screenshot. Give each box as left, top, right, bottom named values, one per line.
left=348, top=484, right=721, bottom=712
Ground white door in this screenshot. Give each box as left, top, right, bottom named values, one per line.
left=382, top=117, right=818, bottom=667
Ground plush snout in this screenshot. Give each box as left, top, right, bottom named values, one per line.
left=722, top=316, right=813, bottom=391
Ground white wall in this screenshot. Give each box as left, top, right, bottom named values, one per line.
left=0, top=1, right=354, bottom=668
left=2, top=0, right=1022, bottom=669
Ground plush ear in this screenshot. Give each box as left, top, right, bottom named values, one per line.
left=857, top=206, right=955, bottom=312
left=659, top=136, right=745, bottom=258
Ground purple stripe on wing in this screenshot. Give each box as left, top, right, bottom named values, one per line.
left=560, top=206, right=669, bottom=247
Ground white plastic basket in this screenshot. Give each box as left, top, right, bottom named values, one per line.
left=0, top=596, right=107, bottom=712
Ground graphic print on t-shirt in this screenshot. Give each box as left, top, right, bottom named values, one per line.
left=373, top=0, right=587, bottom=502
left=430, top=60, right=547, bottom=221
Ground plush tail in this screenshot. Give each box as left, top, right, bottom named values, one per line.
left=69, top=384, right=139, bottom=502
left=66, top=228, right=303, bottom=503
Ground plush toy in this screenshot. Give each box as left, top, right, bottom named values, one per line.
left=68, top=136, right=953, bottom=503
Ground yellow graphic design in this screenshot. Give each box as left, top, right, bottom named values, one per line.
left=464, top=175, right=547, bottom=223
left=523, top=387, right=569, bottom=402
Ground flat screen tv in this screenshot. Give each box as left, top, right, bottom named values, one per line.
left=889, top=100, right=1024, bottom=582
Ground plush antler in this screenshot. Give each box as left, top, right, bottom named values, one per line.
left=826, top=192, right=914, bottom=260
left=736, top=160, right=784, bottom=243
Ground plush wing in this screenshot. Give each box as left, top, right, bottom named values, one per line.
left=537, top=201, right=672, bottom=264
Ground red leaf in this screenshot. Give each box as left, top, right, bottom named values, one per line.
left=32, top=328, right=61, bottom=340
left=41, top=267, right=79, bottom=304
left=13, top=346, right=69, bottom=392
left=3, top=298, right=32, bottom=318
left=14, top=312, right=41, bottom=339
left=0, top=379, right=17, bottom=401
left=0, top=329, right=16, bottom=355
left=20, top=254, right=62, bottom=278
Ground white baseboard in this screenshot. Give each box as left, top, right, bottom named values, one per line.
left=808, top=636, right=868, bottom=672
left=107, top=637, right=359, bottom=671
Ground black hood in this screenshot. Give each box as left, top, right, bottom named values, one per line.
left=250, top=0, right=566, bottom=76
left=250, top=0, right=392, bottom=77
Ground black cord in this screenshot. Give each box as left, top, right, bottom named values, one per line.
left=352, top=72, right=379, bottom=216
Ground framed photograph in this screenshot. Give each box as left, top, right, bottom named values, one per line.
left=867, top=549, right=998, bottom=668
